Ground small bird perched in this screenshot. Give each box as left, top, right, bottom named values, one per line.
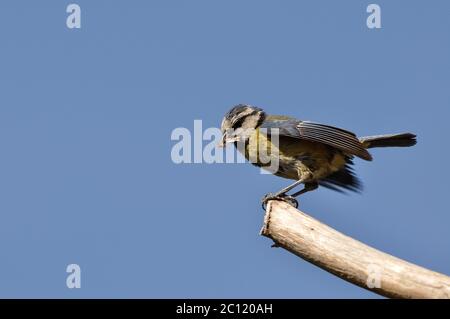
left=219, top=104, right=416, bottom=208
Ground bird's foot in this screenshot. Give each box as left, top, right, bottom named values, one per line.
left=261, top=193, right=298, bottom=210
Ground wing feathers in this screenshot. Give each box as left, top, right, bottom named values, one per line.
left=261, top=118, right=372, bottom=161
left=298, top=121, right=372, bottom=160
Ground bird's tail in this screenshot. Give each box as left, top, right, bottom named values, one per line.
left=359, top=133, right=417, bottom=149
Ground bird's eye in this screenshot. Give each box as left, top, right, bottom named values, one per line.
left=232, top=117, right=245, bottom=128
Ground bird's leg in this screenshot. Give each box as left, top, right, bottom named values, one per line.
left=273, top=179, right=305, bottom=197
left=261, top=179, right=306, bottom=210
left=290, top=182, right=319, bottom=197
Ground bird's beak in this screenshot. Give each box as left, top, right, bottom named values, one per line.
left=217, top=134, right=227, bottom=148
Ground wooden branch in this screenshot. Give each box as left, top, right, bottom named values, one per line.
left=260, top=200, right=450, bottom=299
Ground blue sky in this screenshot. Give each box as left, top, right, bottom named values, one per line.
left=0, top=1, right=449, bottom=298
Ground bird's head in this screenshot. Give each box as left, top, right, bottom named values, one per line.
left=219, top=104, right=266, bottom=147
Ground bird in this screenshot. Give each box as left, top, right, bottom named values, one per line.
left=219, top=104, right=417, bottom=208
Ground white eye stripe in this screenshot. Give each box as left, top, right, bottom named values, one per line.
left=231, top=108, right=255, bottom=124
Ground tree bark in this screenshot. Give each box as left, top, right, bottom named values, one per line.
left=260, top=200, right=450, bottom=299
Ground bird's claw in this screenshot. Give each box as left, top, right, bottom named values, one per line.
left=261, top=193, right=298, bottom=210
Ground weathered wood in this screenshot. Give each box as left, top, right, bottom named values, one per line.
left=260, top=200, right=450, bottom=299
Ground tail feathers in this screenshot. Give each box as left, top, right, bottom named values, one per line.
left=359, top=133, right=417, bottom=149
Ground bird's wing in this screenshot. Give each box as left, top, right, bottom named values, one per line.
left=260, top=119, right=372, bottom=161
